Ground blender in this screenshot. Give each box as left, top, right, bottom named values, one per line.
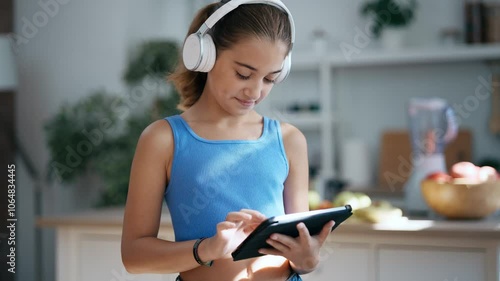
left=404, top=97, right=458, bottom=215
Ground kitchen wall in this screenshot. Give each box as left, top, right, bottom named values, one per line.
left=12, top=1, right=500, bottom=281
left=13, top=1, right=192, bottom=281
left=271, top=0, right=500, bottom=182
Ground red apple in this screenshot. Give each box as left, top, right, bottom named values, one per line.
left=450, top=161, right=479, bottom=179
left=478, top=166, right=499, bottom=182
left=426, top=171, right=452, bottom=183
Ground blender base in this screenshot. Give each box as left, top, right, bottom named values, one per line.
left=404, top=154, right=447, bottom=214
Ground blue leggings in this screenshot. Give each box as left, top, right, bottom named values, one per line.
left=175, top=272, right=302, bottom=281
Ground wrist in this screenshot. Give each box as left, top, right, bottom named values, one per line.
left=288, top=258, right=318, bottom=275
left=193, top=238, right=214, bottom=267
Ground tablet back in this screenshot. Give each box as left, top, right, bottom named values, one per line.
left=232, top=205, right=352, bottom=261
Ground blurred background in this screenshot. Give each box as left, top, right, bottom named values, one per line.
left=1, top=0, right=500, bottom=281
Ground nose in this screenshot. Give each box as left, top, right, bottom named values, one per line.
left=244, top=80, right=263, bottom=100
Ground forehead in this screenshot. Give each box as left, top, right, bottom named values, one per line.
left=221, top=37, right=288, bottom=67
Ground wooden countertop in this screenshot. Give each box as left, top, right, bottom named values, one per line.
left=36, top=207, right=500, bottom=240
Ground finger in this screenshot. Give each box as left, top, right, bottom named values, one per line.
left=268, top=232, right=296, bottom=249
left=266, top=237, right=291, bottom=253
left=317, top=220, right=335, bottom=243
left=239, top=209, right=267, bottom=221
left=242, top=221, right=262, bottom=232
left=216, top=221, right=239, bottom=232
left=225, top=211, right=252, bottom=222
left=297, top=222, right=311, bottom=246
left=258, top=247, right=282, bottom=256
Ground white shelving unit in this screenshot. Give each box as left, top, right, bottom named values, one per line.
left=263, top=43, right=500, bottom=190
left=293, top=44, right=500, bottom=69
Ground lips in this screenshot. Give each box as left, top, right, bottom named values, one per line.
left=236, top=98, right=255, bottom=108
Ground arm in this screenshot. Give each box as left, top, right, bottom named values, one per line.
left=259, top=123, right=334, bottom=275
left=281, top=122, right=309, bottom=215
left=121, top=120, right=267, bottom=274
left=121, top=120, right=202, bottom=274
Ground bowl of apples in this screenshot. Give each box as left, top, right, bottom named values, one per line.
left=421, top=162, right=500, bottom=220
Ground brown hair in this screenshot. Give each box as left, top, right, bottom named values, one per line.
left=168, top=2, right=292, bottom=111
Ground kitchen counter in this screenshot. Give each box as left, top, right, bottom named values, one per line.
left=36, top=206, right=500, bottom=239
left=37, top=207, right=500, bottom=281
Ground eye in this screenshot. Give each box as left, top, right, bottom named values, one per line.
left=264, top=77, right=276, bottom=84
left=236, top=72, right=250, bottom=80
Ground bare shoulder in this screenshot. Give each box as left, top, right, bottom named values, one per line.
left=138, top=119, right=173, bottom=148
left=132, top=118, right=175, bottom=178
left=280, top=122, right=307, bottom=152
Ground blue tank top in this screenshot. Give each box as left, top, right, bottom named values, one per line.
left=164, top=115, right=289, bottom=242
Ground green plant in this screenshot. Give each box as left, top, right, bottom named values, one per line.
left=360, top=0, right=417, bottom=38
left=94, top=92, right=179, bottom=207
left=44, top=40, right=181, bottom=207
left=123, top=40, right=179, bottom=84
left=44, top=90, right=123, bottom=183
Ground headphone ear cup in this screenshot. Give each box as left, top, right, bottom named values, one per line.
left=197, top=34, right=217, bottom=72
left=275, top=54, right=291, bottom=84
left=182, top=33, right=202, bottom=71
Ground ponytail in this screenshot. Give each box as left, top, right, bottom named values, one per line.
left=168, top=3, right=219, bottom=111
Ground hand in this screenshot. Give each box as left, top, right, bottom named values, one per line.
left=203, top=209, right=267, bottom=261
left=258, top=220, right=335, bottom=274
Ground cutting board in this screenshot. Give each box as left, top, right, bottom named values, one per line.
left=378, top=130, right=472, bottom=191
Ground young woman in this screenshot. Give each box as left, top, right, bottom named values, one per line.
left=121, top=1, right=335, bottom=280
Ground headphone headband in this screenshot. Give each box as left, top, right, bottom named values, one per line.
left=200, top=0, right=295, bottom=46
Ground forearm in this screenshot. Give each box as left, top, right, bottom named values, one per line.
left=122, top=237, right=202, bottom=274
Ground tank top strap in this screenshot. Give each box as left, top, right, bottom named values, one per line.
left=164, top=115, right=186, bottom=144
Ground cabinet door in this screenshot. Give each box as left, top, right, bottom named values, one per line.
left=302, top=242, right=371, bottom=281
left=78, top=233, right=178, bottom=281
left=378, top=247, right=486, bottom=281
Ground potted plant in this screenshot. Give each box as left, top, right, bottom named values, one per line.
left=44, top=40, right=181, bottom=207
left=360, top=0, right=417, bottom=49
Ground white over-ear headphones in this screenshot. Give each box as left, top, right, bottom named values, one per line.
left=182, top=0, right=295, bottom=83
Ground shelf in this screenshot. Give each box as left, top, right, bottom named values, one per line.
left=275, top=112, right=333, bottom=129
left=292, top=44, right=500, bottom=69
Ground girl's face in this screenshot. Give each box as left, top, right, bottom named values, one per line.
left=204, top=37, right=288, bottom=116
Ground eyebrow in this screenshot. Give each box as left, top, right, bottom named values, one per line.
left=234, top=61, right=282, bottom=74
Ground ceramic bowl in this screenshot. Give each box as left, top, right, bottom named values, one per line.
left=421, top=179, right=500, bottom=219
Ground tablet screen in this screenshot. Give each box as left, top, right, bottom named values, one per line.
left=231, top=205, right=352, bottom=261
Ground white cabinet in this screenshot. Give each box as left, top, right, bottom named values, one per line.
left=56, top=227, right=178, bottom=281
left=378, top=247, right=486, bottom=281
left=302, top=243, right=371, bottom=281
left=302, top=230, right=500, bottom=281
